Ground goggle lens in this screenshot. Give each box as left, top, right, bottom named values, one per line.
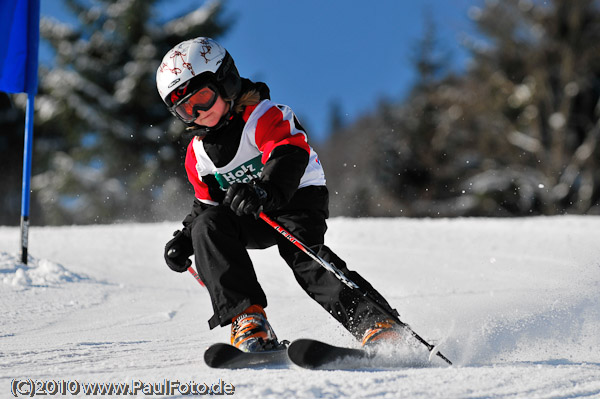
left=172, top=85, right=218, bottom=123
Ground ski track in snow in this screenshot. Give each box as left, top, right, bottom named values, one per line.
left=1, top=216, right=600, bottom=398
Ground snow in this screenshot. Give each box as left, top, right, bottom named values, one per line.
left=1, top=216, right=599, bottom=398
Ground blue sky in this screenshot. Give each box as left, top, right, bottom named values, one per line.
left=41, top=0, right=478, bottom=142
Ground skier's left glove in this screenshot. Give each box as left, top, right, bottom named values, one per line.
left=164, top=230, right=194, bottom=273
left=223, top=182, right=270, bottom=218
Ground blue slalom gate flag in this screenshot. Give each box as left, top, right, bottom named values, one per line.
left=0, top=0, right=40, bottom=94
left=0, top=0, right=41, bottom=264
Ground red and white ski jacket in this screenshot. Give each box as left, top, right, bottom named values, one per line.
left=184, top=99, right=326, bottom=206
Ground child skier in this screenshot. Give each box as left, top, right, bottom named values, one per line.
left=157, top=37, right=403, bottom=352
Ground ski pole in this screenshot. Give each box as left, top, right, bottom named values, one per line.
left=188, top=266, right=205, bottom=287
left=259, top=211, right=453, bottom=365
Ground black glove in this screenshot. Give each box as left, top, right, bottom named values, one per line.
left=223, top=182, right=269, bottom=217
left=164, top=230, right=194, bottom=273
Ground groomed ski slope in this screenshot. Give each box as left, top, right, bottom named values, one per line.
left=1, top=216, right=599, bottom=398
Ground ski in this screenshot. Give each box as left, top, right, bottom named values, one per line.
left=287, top=338, right=439, bottom=370
left=204, top=343, right=289, bottom=369
left=287, top=339, right=372, bottom=370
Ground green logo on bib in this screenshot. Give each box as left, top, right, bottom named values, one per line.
left=214, top=155, right=264, bottom=190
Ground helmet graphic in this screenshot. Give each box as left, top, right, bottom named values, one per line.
left=156, top=37, right=241, bottom=124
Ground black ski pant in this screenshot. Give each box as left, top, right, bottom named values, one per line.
left=190, top=205, right=398, bottom=339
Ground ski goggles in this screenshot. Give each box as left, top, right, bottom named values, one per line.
left=169, top=83, right=219, bottom=123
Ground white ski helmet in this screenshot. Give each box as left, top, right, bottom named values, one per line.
left=156, top=37, right=241, bottom=123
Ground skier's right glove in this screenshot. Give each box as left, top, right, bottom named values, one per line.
left=223, top=181, right=271, bottom=218
left=164, top=230, right=194, bottom=273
